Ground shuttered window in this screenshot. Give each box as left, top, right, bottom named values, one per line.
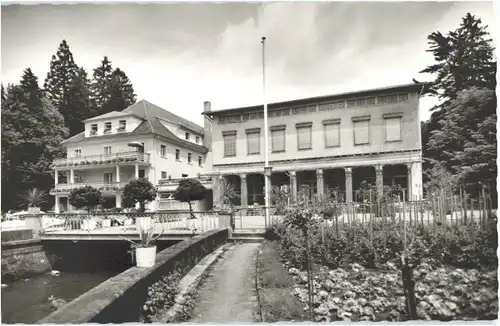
left=247, top=130, right=260, bottom=154
left=324, top=123, right=340, bottom=147
left=223, top=134, right=236, bottom=156
left=297, top=126, right=312, bottom=150
left=385, top=116, right=402, bottom=142
left=271, top=129, right=285, bottom=152
left=354, top=120, right=370, bottom=145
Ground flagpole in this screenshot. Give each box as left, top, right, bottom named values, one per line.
left=262, top=36, right=271, bottom=227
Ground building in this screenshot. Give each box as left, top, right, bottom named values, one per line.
left=203, top=83, right=426, bottom=207
left=50, top=100, right=212, bottom=213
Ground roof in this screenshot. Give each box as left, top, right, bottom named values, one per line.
left=203, top=82, right=428, bottom=116
left=123, top=100, right=204, bottom=135
left=61, top=100, right=208, bottom=153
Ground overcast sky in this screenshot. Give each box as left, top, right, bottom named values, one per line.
left=1, top=2, right=496, bottom=126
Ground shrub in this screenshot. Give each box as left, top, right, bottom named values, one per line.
left=122, top=178, right=157, bottom=212
left=173, top=178, right=208, bottom=219
left=141, top=269, right=182, bottom=322
left=68, top=186, right=103, bottom=213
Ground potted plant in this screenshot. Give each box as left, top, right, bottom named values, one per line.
left=136, top=215, right=153, bottom=231
left=120, top=224, right=164, bottom=268
left=20, top=188, right=48, bottom=213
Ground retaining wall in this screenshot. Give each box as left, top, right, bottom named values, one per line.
left=38, top=227, right=230, bottom=324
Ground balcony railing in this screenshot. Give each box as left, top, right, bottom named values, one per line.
left=158, top=174, right=213, bottom=185
left=52, top=152, right=150, bottom=169
left=52, top=181, right=129, bottom=193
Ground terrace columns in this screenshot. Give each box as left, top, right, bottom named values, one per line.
left=116, top=165, right=121, bottom=183
left=55, top=170, right=59, bottom=185
left=116, top=193, right=122, bottom=208
left=70, top=169, right=75, bottom=185
left=345, top=167, right=353, bottom=203
left=316, top=169, right=324, bottom=199
left=375, top=164, right=384, bottom=200
left=135, top=164, right=139, bottom=179
left=289, top=170, right=297, bottom=202
left=212, top=173, right=222, bottom=209
left=406, top=163, right=413, bottom=200
left=55, top=196, right=60, bottom=214
left=240, top=173, right=248, bottom=207
left=409, top=161, right=423, bottom=200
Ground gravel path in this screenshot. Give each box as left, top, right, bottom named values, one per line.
left=189, top=243, right=261, bottom=323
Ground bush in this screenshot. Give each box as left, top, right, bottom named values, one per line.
left=141, top=269, right=182, bottom=322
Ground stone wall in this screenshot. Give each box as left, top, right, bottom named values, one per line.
left=38, top=227, right=230, bottom=324
left=1, top=230, right=52, bottom=282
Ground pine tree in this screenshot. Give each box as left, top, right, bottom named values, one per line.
left=107, top=68, right=137, bottom=111
left=68, top=67, right=94, bottom=132
left=90, top=56, right=114, bottom=113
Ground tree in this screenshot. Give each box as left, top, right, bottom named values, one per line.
left=2, top=73, right=68, bottom=212
left=69, top=186, right=103, bottom=213
left=122, top=178, right=157, bottom=212
left=90, top=56, right=113, bottom=114
left=44, top=40, right=92, bottom=136
left=213, top=178, right=240, bottom=211
left=173, top=178, right=207, bottom=219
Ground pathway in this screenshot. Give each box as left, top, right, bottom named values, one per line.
left=189, top=243, right=261, bottom=323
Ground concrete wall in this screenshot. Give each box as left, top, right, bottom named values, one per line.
left=211, top=93, right=421, bottom=166
left=38, top=228, right=230, bottom=324
left=1, top=230, right=52, bottom=282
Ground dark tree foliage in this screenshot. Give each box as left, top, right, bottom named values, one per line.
left=418, top=13, right=497, bottom=198
left=44, top=40, right=93, bottom=136
left=91, top=57, right=137, bottom=116
left=69, top=186, right=103, bottom=212
left=173, top=178, right=207, bottom=218
left=122, top=178, right=157, bottom=212
left=1, top=75, right=68, bottom=212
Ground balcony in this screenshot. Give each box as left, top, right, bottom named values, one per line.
left=51, top=181, right=129, bottom=194
left=52, top=152, right=150, bottom=170
left=157, top=174, right=213, bottom=192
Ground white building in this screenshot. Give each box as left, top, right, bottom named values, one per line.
left=50, top=100, right=213, bottom=213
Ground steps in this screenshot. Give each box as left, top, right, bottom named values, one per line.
left=228, top=229, right=266, bottom=243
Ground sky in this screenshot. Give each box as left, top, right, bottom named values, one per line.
left=1, top=1, right=497, bottom=126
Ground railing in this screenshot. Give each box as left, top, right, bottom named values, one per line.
left=158, top=174, right=213, bottom=185
left=52, top=152, right=151, bottom=168
left=53, top=181, right=129, bottom=193
left=25, top=211, right=232, bottom=234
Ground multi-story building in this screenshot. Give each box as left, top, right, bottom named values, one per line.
left=204, top=83, right=426, bottom=207
left=50, top=100, right=212, bottom=213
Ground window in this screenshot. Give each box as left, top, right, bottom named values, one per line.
left=188, top=153, right=192, bottom=163
left=323, top=120, right=341, bottom=148
left=182, top=174, right=188, bottom=178
left=118, top=120, right=126, bottom=131
left=366, top=97, right=376, bottom=105
left=195, top=136, right=200, bottom=144
left=139, top=170, right=145, bottom=178
left=161, top=171, right=167, bottom=179
left=90, top=124, right=98, bottom=135
left=104, top=146, right=112, bottom=155
left=104, top=173, right=113, bottom=183
left=296, top=122, right=312, bottom=150
left=399, top=93, right=409, bottom=102
left=384, top=113, right=403, bottom=142
left=246, top=128, right=260, bottom=155
left=74, top=149, right=82, bottom=158
left=387, top=94, right=398, bottom=103
left=175, top=149, right=180, bottom=161
left=347, top=100, right=356, bottom=108
left=104, top=122, right=112, bottom=134
left=185, top=132, right=190, bottom=140
left=352, top=116, right=370, bottom=145
left=160, top=145, right=166, bottom=158
left=270, top=126, right=286, bottom=152
left=198, top=156, right=203, bottom=166
left=223, top=131, right=237, bottom=157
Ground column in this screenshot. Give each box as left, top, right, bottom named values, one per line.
left=410, top=161, right=423, bottom=200
left=375, top=164, right=384, bottom=200
left=240, top=174, right=248, bottom=207
left=345, top=168, right=353, bottom=203
left=116, top=193, right=122, bottom=208
left=116, top=165, right=121, bottom=183
left=70, top=169, right=75, bottom=184
left=212, top=173, right=221, bottom=208
left=55, top=196, right=60, bottom=214
left=316, top=169, right=324, bottom=199
left=55, top=170, right=59, bottom=185
left=289, top=171, right=297, bottom=202
left=135, top=164, right=139, bottom=179
left=406, top=163, right=413, bottom=200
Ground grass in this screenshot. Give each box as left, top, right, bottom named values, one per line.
left=257, top=240, right=308, bottom=322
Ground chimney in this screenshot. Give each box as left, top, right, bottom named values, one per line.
left=203, top=101, right=212, bottom=151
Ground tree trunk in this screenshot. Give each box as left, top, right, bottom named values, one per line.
left=188, top=201, right=195, bottom=219
left=139, top=202, right=145, bottom=212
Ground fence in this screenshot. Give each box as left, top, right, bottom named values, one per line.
left=22, top=211, right=232, bottom=234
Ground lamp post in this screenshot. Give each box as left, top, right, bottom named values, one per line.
left=262, top=36, right=272, bottom=227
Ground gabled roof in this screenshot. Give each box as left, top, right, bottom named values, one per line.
left=123, top=100, right=204, bottom=135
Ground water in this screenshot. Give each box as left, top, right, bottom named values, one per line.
left=1, top=271, right=118, bottom=324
